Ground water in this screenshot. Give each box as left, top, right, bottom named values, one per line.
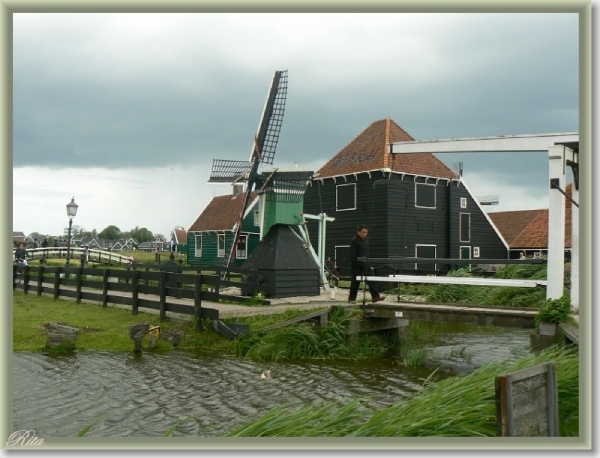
left=12, top=323, right=532, bottom=437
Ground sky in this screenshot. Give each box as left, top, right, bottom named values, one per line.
left=12, top=12, right=580, bottom=239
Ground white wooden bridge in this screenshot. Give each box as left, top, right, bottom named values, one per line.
left=12, top=247, right=134, bottom=265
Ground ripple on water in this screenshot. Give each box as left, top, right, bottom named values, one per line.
left=12, top=324, right=531, bottom=437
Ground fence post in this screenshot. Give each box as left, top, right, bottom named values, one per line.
left=23, top=266, right=30, bottom=294
left=131, top=269, right=140, bottom=315
left=37, top=265, right=44, bottom=296
left=102, top=269, right=109, bottom=308
left=194, top=273, right=203, bottom=331
left=76, top=267, right=83, bottom=303
left=159, top=270, right=167, bottom=321
left=53, top=267, right=61, bottom=300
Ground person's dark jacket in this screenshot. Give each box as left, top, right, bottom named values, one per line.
left=350, top=235, right=369, bottom=271
left=15, top=247, right=27, bottom=260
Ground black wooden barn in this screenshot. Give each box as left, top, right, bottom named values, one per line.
left=242, top=224, right=321, bottom=298
left=302, top=118, right=509, bottom=277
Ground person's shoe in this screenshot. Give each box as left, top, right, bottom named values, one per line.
left=348, top=299, right=357, bottom=304
left=372, top=296, right=385, bottom=303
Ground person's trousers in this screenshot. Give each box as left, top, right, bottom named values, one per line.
left=349, top=265, right=380, bottom=300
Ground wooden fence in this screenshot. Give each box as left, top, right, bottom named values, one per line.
left=13, top=264, right=273, bottom=330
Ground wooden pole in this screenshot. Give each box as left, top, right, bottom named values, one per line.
left=194, top=274, right=203, bottom=331
left=131, top=269, right=140, bottom=315
left=102, top=269, right=109, bottom=308
left=53, top=267, right=61, bottom=300
left=159, top=270, right=167, bottom=321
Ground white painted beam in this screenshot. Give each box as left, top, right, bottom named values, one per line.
left=547, top=145, right=567, bottom=300
left=358, top=275, right=547, bottom=288
left=391, top=133, right=579, bottom=154
left=571, top=185, right=579, bottom=312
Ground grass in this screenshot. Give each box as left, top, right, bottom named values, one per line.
left=224, top=345, right=579, bottom=437
left=12, top=290, right=326, bottom=354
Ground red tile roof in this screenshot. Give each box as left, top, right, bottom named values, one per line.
left=488, top=184, right=573, bottom=249
left=316, top=118, right=458, bottom=180
left=174, top=229, right=187, bottom=245
left=188, top=192, right=258, bottom=232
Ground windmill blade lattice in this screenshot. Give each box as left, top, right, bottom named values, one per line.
left=208, top=159, right=254, bottom=183
left=253, top=70, right=288, bottom=165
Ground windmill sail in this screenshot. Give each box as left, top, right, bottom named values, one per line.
left=252, top=70, right=288, bottom=165
left=206, top=70, right=288, bottom=270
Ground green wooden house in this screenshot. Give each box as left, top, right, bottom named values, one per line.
left=186, top=188, right=261, bottom=267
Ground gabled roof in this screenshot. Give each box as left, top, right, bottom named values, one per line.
left=13, top=232, right=26, bottom=238
left=188, top=192, right=258, bottom=232
left=173, top=229, right=187, bottom=245
left=316, top=118, right=458, bottom=180
left=488, top=184, right=573, bottom=250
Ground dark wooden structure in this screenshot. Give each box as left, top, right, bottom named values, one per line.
left=241, top=224, right=320, bottom=298
left=303, top=119, right=509, bottom=278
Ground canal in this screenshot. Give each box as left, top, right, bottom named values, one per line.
left=12, top=322, right=533, bottom=437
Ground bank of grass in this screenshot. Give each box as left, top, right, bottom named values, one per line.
left=391, top=264, right=549, bottom=308
left=13, top=291, right=399, bottom=360
left=224, top=345, right=579, bottom=437
left=12, top=290, right=327, bottom=353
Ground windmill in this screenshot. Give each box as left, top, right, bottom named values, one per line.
left=208, top=70, right=289, bottom=269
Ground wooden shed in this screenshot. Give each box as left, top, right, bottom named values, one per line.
left=242, top=224, right=320, bottom=298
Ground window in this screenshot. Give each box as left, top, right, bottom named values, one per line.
left=218, top=234, right=225, bottom=257
left=473, top=247, right=480, bottom=258
left=254, top=210, right=260, bottom=226
left=415, top=183, right=436, bottom=208
left=194, top=234, right=202, bottom=257
left=236, top=235, right=248, bottom=259
left=460, top=213, right=471, bottom=242
left=460, top=197, right=467, bottom=209
left=336, top=183, right=356, bottom=211
left=415, top=244, right=436, bottom=271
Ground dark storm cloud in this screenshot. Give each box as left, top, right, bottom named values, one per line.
left=13, top=12, right=579, bottom=181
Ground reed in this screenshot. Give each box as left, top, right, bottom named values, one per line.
left=224, top=346, right=579, bottom=437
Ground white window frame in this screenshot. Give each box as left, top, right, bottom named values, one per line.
left=254, top=210, right=260, bottom=226
left=460, top=197, right=467, bottom=209
left=217, top=233, right=225, bottom=257
left=336, top=183, right=356, bottom=211
left=236, top=234, right=248, bottom=259
left=415, top=182, right=436, bottom=209
left=473, top=246, right=480, bottom=258
left=194, top=234, right=202, bottom=257
left=459, top=212, right=471, bottom=243
left=415, top=244, right=437, bottom=271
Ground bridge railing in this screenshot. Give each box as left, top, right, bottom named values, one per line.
left=12, top=247, right=134, bottom=265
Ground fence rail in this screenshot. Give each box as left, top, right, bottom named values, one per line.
left=13, top=264, right=273, bottom=329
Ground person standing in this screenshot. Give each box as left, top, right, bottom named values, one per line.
left=348, top=224, right=384, bottom=304
left=14, top=243, right=28, bottom=266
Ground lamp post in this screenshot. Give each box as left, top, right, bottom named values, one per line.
left=65, top=197, right=79, bottom=271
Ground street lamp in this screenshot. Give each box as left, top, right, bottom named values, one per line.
left=65, top=197, right=79, bottom=270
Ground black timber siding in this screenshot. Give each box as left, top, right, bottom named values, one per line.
left=304, top=172, right=507, bottom=276
left=447, top=182, right=508, bottom=260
